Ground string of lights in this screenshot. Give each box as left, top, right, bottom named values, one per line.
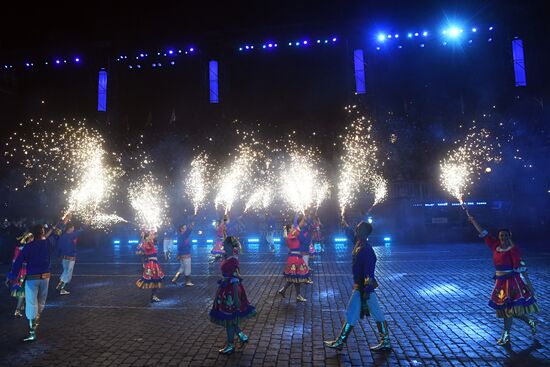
left=1, top=22, right=499, bottom=71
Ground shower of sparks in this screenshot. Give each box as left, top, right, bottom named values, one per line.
left=3, top=118, right=124, bottom=189
left=371, top=174, right=388, bottom=208
left=128, top=174, right=168, bottom=231
left=185, top=152, right=212, bottom=214
left=280, top=145, right=321, bottom=214
left=214, top=144, right=258, bottom=214
left=440, top=127, right=499, bottom=203
left=314, top=174, right=331, bottom=210
left=64, top=134, right=125, bottom=228
left=244, top=185, right=274, bottom=212
left=338, top=106, right=382, bottom=216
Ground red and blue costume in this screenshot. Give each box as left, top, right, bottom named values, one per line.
left=136, top=240, right=165, bottom=289
left=210, top=256, right=256, bottom=326
left=483, top=233, right=539, bottom=317
left=283, top=227, right=311, bottom=283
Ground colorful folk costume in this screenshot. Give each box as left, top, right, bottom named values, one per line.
left=324, top=221, right=392, bottom=352
left=10, top=233, right=33, bottom=318
left=211, top=217, right=227, bottom=259
left=7, top=223, right=63, bottom=342
left=172, top=222, right=194, bottom=286
left=56, top=225, right=84, bottom=295
left=278, top=224, right=311, bottom=302
left=480, top=230, right=538, bottom=345
left=210, top=236, right=256, bottom=355
left=136, top=239, right=165, bottom=302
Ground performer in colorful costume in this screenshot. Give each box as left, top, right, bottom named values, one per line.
left=468, top=214, right=538, bottom=345
left=56, top=220, right=85, bottom=295
left=172, top=220, right=195, bottom=286
left=277, top=216, right=311, bottom=302
left=6, top=217, right=66, bottom=342
left=210, top=236, right=256, bottom=355
left=211, top=214, right=228, bottom=259
left=324, top=219, right=391, bottom=351
left=8, top=232, right=34, bottom=318
left=136, top=232, right=165, bottom=302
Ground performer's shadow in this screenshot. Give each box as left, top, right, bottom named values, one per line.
left=502, top=340, right=547, bottom=367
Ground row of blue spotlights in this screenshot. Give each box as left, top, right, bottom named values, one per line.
left=116, top=47, right=195, bottom=62
left=113, top=237, right=283, bottom=245
left=4, top=57, right=81, bottom=69
left=239, top=37, right=337, bottom=51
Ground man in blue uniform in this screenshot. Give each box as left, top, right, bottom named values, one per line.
left=171, top=219, right=195, bottom=286
left=56, top=221, right=85, bottom=295
left=7, top=217, right=66, bottom=342
left=324, top=218, right=392, bottom=351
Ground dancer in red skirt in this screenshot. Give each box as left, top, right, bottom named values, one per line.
left=277, top=215, right=311, bottom=302
left=210, top=236, right=256, bottom=355
left=136, top=232, right=165, bottom=302
left=468, top=214, right=538, bottom=345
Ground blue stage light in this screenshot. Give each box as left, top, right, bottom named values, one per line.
left=273, top=238, right=281, bottom=242
left=317, top=39, right=321, bottom=43
left=74, top=57, right=80, bottom=62
left=25, top=62, right=30, bottom=67
left=448, top=27, right=461, bottom=38
left=189, top=48, right=195, bottom=52
left=262, top=45, right=266, bottom=49
left=248, top=238, right=260, bottom=243
left=206, top=239, right=214, bottom=243
left=245, top=45, right=250, bottom=49
left=332, top=37, right=337, bottom=42
left=113, top=240, right=120, bottom=244
left=295, top=42, right=300, bottom=46
left=334, top=237, right=347, bottom=242
left=274, top=43, right=278, bottom=47
left=394, top=34, right=399, bottom=38
left=268, top=43, right=273, bottom=47
left=128, top=240, right=139, bottom=244
left=170, top=61, right=175, bottom=65
left=55, top=59, right=61, bottom=64
left=376, top=46, right=381, bottom=50
left=168, top=50, right=174, bottom=55
left=377, top=34, right=385, bottom=42
left=472, top=27, right=477, bottom=32
left=387, top=34, right=392, bottom=38
left=303, top=40, right=308, bottom=45
left=288, top=42, right=292, bottom=46
left=489, top=26, right=493, bottom=31
left=383, top=237, right=391, bottom=242
left=191, top=239, right=198, bottom=243
left=422, top=31, right=428, bottom=36
left=407, top=33, right=413, bottom=38
left=238, top=47, right=243, bottom=51
left=414, top=32, right=419, bottom=36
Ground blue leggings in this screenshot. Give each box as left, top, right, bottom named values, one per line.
left=345, top=290, right=385, bottom=326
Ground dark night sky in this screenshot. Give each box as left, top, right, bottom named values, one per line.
left=0, top=1, right=546, bottom=52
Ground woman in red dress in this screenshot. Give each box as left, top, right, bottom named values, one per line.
left=135, top=232, right=165, bottom=302
left=210, top=236, right=256, bottom=355
left=468, top=214, right=538, bottom=345
left=277, top=216, right=311, bottom=302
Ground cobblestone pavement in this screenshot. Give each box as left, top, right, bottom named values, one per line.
left=0, top=238, right=548, bottom=367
